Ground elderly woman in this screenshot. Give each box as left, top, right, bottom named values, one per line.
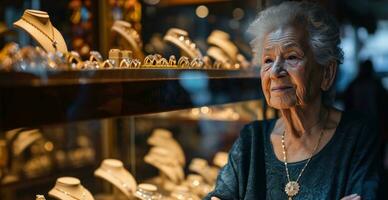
left=206, top=2, right=380, bottom=200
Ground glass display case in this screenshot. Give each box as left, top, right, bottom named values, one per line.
left=0, top=1, right=273, bottom=199
left=0, top=64, right=278, bottom=199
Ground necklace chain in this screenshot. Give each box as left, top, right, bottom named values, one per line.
left=54, top=187, right=86, bottom=200
left=282, top=129, right=323, bottom=183
left=21, top=17, right=57, bottom=50
left=281, top=109, right=329, bottom=199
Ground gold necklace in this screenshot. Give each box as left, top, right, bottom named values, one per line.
left=21, top=17, right=57, bottom=50
left=281, top=128, right=324, bottom=200
left=54, top=187, right=86, bottom=200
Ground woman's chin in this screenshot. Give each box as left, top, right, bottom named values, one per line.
left=268, top=98, right=297, bottom=109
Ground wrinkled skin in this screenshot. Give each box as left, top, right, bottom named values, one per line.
left=260, top=25, right=322, bottom=110
left=260, top=24, right=339, bottom=138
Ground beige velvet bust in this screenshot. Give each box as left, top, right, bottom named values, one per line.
left=14, top=9, right=67, bottom=53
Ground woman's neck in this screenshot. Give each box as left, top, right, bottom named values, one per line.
left=279, top=97, right=327, bottom=139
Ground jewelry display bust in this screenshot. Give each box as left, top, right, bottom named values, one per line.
left=48, top=177, right=94, bottom=200
left=147, top=129, right=185, bottom=166
left=94, top=159, right=137, bottom=199
left=189, top=158, right=218, bottom=184
left=14, top=9, right=67, bottom=53
left=134, top=183, right=162, bottom=200
left=212, top=152, right=228, bottom=168
left=144, top=147, right=184, bottom=184
left=13, top=129, right=42, bottom=156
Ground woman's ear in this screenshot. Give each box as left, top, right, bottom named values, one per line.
left=321, top=61, right=337, bottom=91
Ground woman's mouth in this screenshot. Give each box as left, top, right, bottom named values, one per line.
left=271, top=86, right=293, bottom=92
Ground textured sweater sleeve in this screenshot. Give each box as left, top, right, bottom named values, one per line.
left=346, top=119, right=381, bottom=200
left=203, top=136, right=242, bottom=200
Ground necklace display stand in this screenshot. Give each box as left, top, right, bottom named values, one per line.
left=94, top=159, right=137, bottom=199
left=14, top=9, right=67, bottom=53
left=13, top=129, right=42, bottom=157
left=147, top=129, right=185, bottom=166
left=144, top=147, right=184, bottom=185
left=48, top=177, right=94, bottom=200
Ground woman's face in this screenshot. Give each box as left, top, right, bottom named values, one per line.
left=260, top=25, right=323, bottom=109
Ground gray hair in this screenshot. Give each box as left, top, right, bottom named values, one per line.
left=247, top=1, right=344, bottom=67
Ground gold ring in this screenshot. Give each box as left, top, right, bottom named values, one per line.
left=131, top=59, right=141, bottom=68
left=101, top=60, right=114, bottom=69
left=154, top=54, right=163, bottom=61
left=120, top=59, right=131, bottom=68
left=190, top=58, right=204, bottom=68
left=169, top=55, right=176, bottom=66
left=89, top=51, right=103, bottom=62
left=213, top=60, right=223, bottom=69
left=144, top=55, right=156, bottom=65
left=157, top=58, right=169, bottom=66
left=202, top=56, right=212, bottom=69
left=82, top=60, right=99, bottom=70
left=224, top=60, right=233, bottom=69
left=178, top=56, right=190, bottom=68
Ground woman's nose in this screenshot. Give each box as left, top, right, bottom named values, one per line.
left=270, top=57, right=286, bottom=79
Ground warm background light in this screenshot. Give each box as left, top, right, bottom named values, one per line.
left=196, top=5, right=209, bottom=19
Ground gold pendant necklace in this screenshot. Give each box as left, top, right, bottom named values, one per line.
left=281, top=128, right=324, bottom=199
left=21, top=17, right=57, bottom=50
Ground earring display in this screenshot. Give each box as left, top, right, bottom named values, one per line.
left=94, top=159, right=137, bottom=198
left=13, top=9, right=68, bottom=53
left=48, top=177, right=94, bottom=200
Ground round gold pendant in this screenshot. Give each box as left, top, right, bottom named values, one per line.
left=285, top=181, right=300, bottom=197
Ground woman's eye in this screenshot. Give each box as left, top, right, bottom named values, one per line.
left=287, top=55, right=298, bottom=60
left=264, top=58, right=273, bottom=64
